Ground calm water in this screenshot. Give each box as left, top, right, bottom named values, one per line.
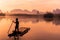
left=0, top=16, right=60, bottom=40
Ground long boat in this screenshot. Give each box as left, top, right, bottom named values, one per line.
left=8, top=27, right=30, bottom=37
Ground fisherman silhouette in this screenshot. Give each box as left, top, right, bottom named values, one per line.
left=8, top=18, right=30, bottom=39
left=13, top=18, right=19, bottom=32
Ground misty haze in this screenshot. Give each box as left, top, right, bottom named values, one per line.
left=0, top=0, right=60, bottom=40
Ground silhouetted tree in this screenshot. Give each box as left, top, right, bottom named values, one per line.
left=43, top=12, right=54, bottom=22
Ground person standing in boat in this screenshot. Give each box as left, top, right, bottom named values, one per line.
left=13, top=18, right=19, bottom=31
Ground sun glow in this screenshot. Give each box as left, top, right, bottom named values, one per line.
left=0, top=0, right=60, bottom=12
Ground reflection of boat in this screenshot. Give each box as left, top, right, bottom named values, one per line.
left=8, top=27, right=30, bottom=37
left=43, top=12, right=54, bottom=22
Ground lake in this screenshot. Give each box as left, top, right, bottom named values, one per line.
left=0, top=16, right=60, bottom=40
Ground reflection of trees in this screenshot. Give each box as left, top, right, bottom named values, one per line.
left=9, top=16, right=43, bottom=23
left=53, top=17, right=60, bottom=25
left=19, top=18, right=40, bottom=23
left=0, top=16, right=5, bottom=20
left=20, top=17, right=44, bottom=23
left=43, top=12, right=54, bottom=22
left=32, top=19, right=39, bottom=23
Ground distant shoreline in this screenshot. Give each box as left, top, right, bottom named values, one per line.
left=0, top=13, right=60, bottom=17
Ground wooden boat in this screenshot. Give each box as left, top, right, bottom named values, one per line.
left=8, top=27, right=30, bottom=37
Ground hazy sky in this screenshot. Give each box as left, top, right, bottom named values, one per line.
left=0, top=0, right=60, bottom=12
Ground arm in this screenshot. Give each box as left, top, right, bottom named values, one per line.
left=12, top=21, right=16, bottom=23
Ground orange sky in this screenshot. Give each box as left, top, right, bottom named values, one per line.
left=0, top=0, right=60, bottom=12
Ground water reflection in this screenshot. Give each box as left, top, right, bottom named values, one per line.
left=8, top=16, right=60, bottom=25
left=1, top=16, right=60, bottom=25
left=7, top=16, right=43, bottom=23
left=0, top=16, right=60, bottom=40
left=52, top=17, right=60, bottom=25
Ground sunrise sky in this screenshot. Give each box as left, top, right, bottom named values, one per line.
left=0, top=0, right=60, bottom=12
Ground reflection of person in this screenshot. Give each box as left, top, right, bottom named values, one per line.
left=13, top=18, right=19, bottom=31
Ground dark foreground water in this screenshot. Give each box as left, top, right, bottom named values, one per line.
left=0, top=16, right=60, bottom=40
